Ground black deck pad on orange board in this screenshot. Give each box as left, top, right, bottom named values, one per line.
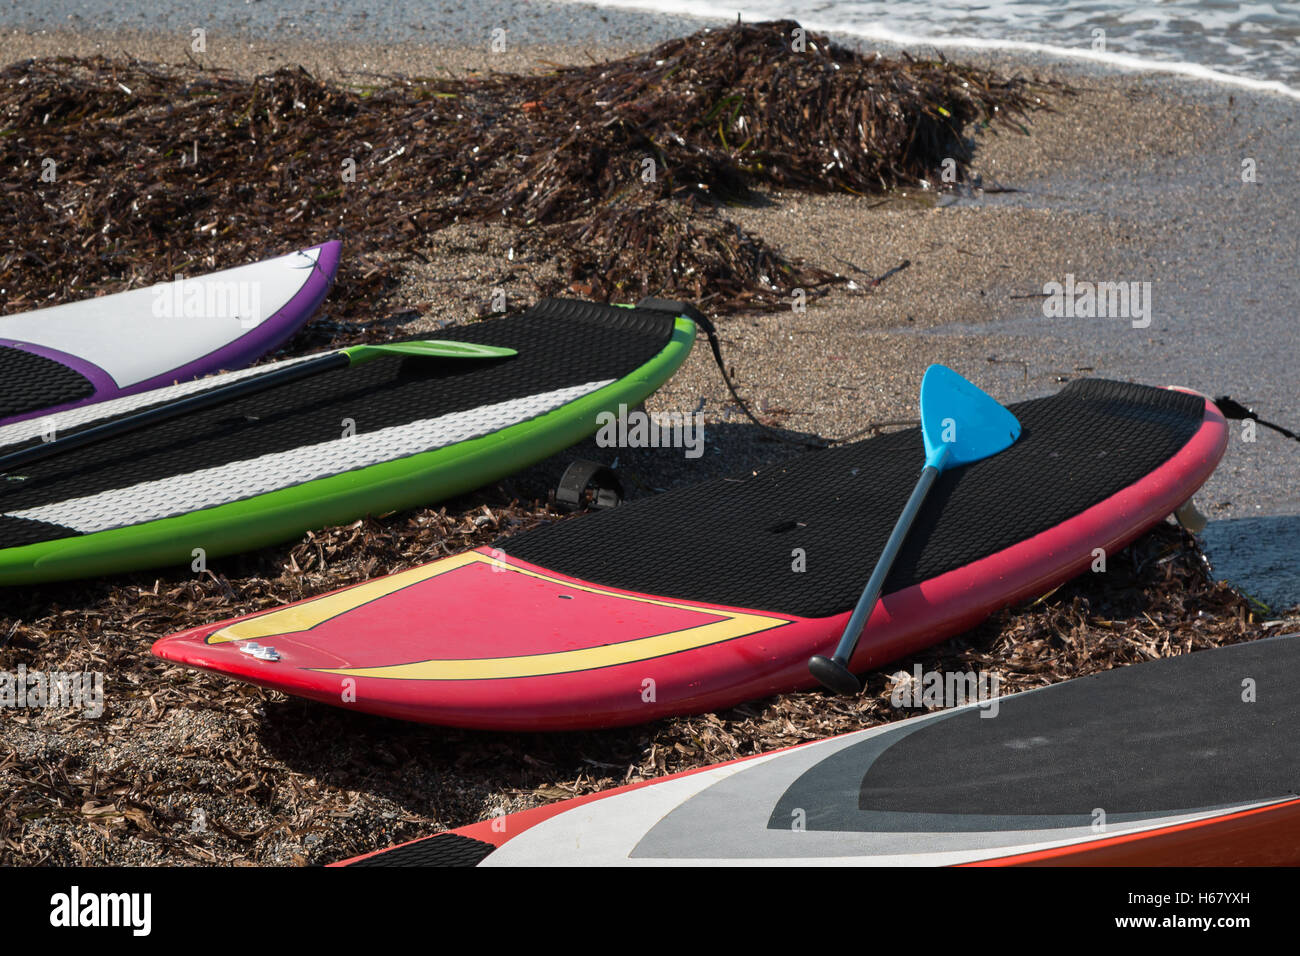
left=346, top=833, right=497, bottom=867
left=773, top=634, right=1300, bottom=832
left=151, top=376, right=1222, bottom=733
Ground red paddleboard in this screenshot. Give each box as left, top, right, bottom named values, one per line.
left=153, top=379, right=1228, bottom=730
left=333, top=633, right=1300, bottom=867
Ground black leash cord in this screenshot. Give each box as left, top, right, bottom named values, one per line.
left=636, top=298, right=916, bottom=449
left=1214, top=396, right=1300, bottom=442
left=695, top=316, right=918, bottom=447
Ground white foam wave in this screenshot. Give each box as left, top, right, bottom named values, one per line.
left=561, top=0, right=1300, bottom=100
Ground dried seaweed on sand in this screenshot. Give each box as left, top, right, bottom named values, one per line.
left=0, top=21, right=1057, bottom=322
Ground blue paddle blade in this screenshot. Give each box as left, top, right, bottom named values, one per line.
left=919, top=364, right=1021, bottom=470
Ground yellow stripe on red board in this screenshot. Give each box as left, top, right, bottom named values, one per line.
left=207, top=551, right=484, bottom=644
left=206, top=550, right=791, bottom=680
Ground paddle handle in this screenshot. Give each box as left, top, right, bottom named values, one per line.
left=0, top=351, right=346, bottom=476
left=826, top=463, right=940, bottom=667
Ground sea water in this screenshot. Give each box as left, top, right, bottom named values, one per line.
left=561, top=0, right=1300, bottom=96
left=6, top=0, right=1296, bottom=96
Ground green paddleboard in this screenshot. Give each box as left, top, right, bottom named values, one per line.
left=0, top=298, right=696, bottom=585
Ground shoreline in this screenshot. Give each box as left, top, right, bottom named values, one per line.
left=4, top=19, right=1299, bottom=100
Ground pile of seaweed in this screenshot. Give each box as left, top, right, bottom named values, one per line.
left=0, top=492, right=1281, bottom=865
left=0, top=20, right=1053, bottom=322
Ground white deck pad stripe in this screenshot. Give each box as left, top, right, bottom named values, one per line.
left=7, top=380, right=612, bottom=533
left=0, top=352, right=321, bottom=449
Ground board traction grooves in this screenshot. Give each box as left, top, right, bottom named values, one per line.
left=6, top=382, right=611, bottom=535
left=504, top=381, right=1212, bottom=617
left=153, top=379, right=1229, bottom=730
left=0, top=298, right=696, bottom=585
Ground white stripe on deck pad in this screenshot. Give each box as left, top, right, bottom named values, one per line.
left=7, top=380, right=612, bottom=533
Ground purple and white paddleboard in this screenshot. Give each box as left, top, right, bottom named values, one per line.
left=0, top=241, right=340, bottom=428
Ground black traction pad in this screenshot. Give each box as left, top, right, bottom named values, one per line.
left=0, top=345, right=96, bottom=420
left=344, top=832, right=496, bottom=867
left=770, top=634, right=1299, bottom=829
left=0, top=299, right=678, bottom=549
left=503, top=380, right=1206, bottom=618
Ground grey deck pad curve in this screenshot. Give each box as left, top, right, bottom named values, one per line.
left=626, top=635, right=1298, bottom=860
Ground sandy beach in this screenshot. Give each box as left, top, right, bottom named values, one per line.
left=0, top=13, right=1297, bottom=865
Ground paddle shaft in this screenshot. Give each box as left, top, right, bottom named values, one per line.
left=825, top=462, right=940, bottom=667
left=0, top=351, right=348, bottom=475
